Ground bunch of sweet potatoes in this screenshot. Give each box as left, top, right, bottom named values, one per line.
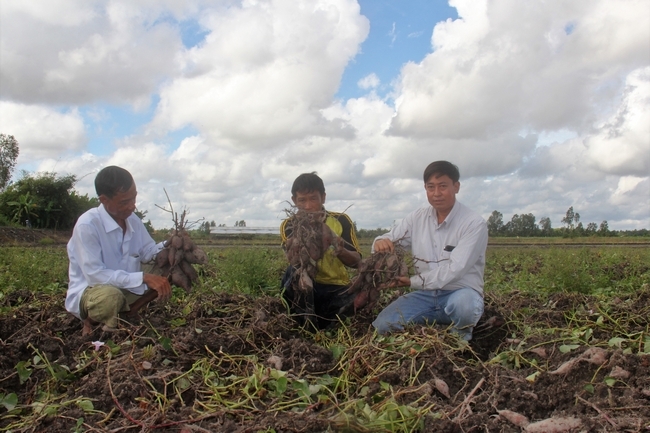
left=347, top=246, right=410, bottom=312
left=154, top=229, right=208, bottom=292
left=284, top=210, right=334, bottom=293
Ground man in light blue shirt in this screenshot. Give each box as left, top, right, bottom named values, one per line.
left=66, top=166, right=171, bottom=335
left=372, top=161, right=488, bottom=340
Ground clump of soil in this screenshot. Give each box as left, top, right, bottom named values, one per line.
left=1, top=286, right=649, bottom=432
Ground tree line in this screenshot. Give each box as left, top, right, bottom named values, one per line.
left=486, top=207, right=648, bottom=237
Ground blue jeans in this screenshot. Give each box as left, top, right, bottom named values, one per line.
left=372, top=288, right=484, bottom=340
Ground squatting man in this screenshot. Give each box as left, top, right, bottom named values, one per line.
left=65, top=166, right=171, bottom=336
left=372, top=161, right=488, bottom=340
left=280, top=172, right=362, bottom=330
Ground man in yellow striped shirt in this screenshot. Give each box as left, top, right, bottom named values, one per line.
left=280, top=172, right=361, bottom=329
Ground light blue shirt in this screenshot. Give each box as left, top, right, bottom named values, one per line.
left=372, top=200, right=488, bottom=295
left=65, top=204, right=164, bottom=318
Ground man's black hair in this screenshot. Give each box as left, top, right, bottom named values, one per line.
left=95, top=166, right=134, bottom=198
left=291, top=172, right=325, bottom=197
left=423, top=161, right=460, bottom=184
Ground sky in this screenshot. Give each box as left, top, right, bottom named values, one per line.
left=0, top=0, right=648, bottom=231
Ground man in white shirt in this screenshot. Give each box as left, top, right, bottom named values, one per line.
left=66, top=166, right=171, bottom=336
left=372, top=161, right=488, bottom=340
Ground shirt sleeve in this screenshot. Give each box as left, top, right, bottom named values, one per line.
left=70, top=224, right=144, bottom=291
left=372, top=214, right=413, bottom=252
left=134, top=223, right=163, bottom=263
left=338, top=213, right=361, bottom=254
left=410, top=218, right=487, bottom=291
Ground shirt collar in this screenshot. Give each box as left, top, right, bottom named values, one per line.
left=98, top=204, right=132, bottom=234
left=429, top=200, right=460, bottom=227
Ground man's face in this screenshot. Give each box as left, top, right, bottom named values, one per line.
left=425, top=174, right=460, bottom=215
left=100, top=183, right=137, bottom=223
left=292, top=190, right=326, bottom=212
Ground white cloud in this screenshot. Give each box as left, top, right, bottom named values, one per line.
left=0, top=0, right=182, bottom=106
left=357, top=73, right=380, bottom=90
left=0, top=102, right=86, bottom=162
left=1, top=0, right=648, bottom=231
left=390, top=0, right=650, bottom=139
left=149, top=0, right=369, bottom=146
left=585, top=67, right=650, bottom=176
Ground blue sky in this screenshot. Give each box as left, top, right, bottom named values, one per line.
left=338, top=0, right=457, bottom=99
left=0, top=0, right=648, bottom=230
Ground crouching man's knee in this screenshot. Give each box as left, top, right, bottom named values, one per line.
left=80, top=285, right=129, bottom=329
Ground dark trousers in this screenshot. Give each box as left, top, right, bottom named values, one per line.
left=281, top=266, right=354, bottom=330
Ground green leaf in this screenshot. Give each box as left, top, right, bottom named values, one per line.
left=583, top=383, right=594, bottom=394
left=1, top=393, right=18, bottom=411
left=604, top=377, right=616, bottom=387
left=176, top=377, right=191, bottom=391
left=330, top=344, right=345, bottom=360
left=559, top=344, right=579, bottom=353
left=160, top=337, right=173, bottom=351
left=608, top=337, right=626, bottom=348
left=77, top=399, right=94, bottom=412
left=273, top=377, right=287, bottom=395
left=15, top=361, right=33, bottom=384
left=643, top=338, right=650, bottom=354
left=525, top=371, right=540, bottom=383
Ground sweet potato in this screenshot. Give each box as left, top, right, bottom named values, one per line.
left=155, top=248, right=169, bottom=268
left=179, top=260, right=198, bottom=282
left=167, top=245, right=177, bottom=266
left=171, top=267, right=191, bottom=292
left=525, top=417, right=581, bottom=433
left=170, top=233, right=184, bottom=249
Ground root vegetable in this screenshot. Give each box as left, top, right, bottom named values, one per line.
left=497, top=409, right=530, bottom=428
left=184, top=248, right=208, bottom=265
left=155, top=248, right=169, bottom=268
left=168, top=245, right=178, bottom=266
left=433, top=378, right=450, bottom=399
left=346, top=246, right=410, bottom=312
left=524, top=417, right=581, bottom=433
left=581, top=347, right=608, bottom=365
left=549, top=359, right=577, bottom=375
left=171, top=267, right=191, bottom=292
left=170, top=234, right=184, bottom=249
left=608, top=365, right=630, bottom=379
left=179, top=260, right=198, bottom=282
left=353, top=290, right=369, bottom=311
left=182, top=232, right=194, bottom=251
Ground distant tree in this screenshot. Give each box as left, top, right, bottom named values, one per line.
left=0, top=171, right=97, bottom=229
left=519, top=213, right=538, bottom=236
left=487, top=210, right=504, bottom=236
left=561, top=206, right=581, bottom=233
left=356, top=228, right=390, bottom=238
left=538, top=217, right=552, bottom=236
left=134, top=209, right=154, bottom=234
left=0, top=134, right=19, bottom=190
left=7, top=191, right=39, bottom=225
left=585, top=222, right=598, bottom=235
left=598, top=220, right=609, bottom=236
left=210, top=220, right=216, bottom=227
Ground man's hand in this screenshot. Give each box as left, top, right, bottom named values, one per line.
left=143, top=273, right=172, bottom=302
left=380, top=275, right=411, bottom=290
left=374, top=238, right=395, bottom=253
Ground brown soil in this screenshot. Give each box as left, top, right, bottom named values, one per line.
left=0, top=227, right=71, bottom=245
left=1, top=287, right=649, bottom=433
left=1, top=229, right=648, bottom=432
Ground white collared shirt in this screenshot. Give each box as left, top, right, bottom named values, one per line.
left=65, top=204, right=164, bottom=318
left=373, top=200, right=488, bottom=295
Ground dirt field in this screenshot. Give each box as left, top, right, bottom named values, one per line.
left=1, top=286, right=649, bottom=432
left=1, top=229, right=649, bottom=432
